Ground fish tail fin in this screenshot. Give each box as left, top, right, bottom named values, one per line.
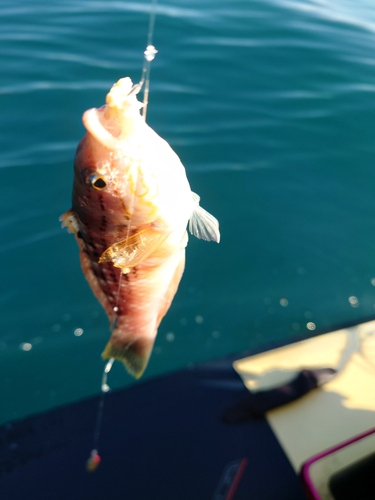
left=102, top=335, right=154, bottom=379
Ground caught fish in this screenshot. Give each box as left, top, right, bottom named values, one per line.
left=60, top=77, right=220, bottom=378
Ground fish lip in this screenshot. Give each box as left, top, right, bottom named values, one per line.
left=82, top=108, right=120, bottom=150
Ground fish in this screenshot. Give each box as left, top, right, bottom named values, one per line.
left=60, top=77, right=220, bottom=379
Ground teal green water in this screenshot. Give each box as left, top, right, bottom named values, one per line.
left=2, top=0, right=375, bottom=425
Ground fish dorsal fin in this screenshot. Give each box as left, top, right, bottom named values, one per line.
left=99, top=228, right=168, bottom=272
left=188, top=192, right=220, bottom=243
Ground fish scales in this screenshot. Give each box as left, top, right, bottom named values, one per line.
left=61, top=77, right=220, bottom=378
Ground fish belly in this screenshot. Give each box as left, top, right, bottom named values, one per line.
left=102, top=248, right=186, bottom=378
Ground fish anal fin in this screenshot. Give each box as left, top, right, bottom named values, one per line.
left=99, top=228, right=169, bottom=270
left=188, top=192, right=220, bottom=243
left=102, top=335, right=154, bottom=379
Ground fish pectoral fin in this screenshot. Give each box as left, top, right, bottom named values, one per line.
left=99, top=228, right=169, bottom=270
left=102, top=336, right=154, bottom=379
left=59, top=210, right=80, bottom=234
left=188, top=192, right=220, bottom=243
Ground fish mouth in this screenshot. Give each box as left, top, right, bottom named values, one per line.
left=82, top=77, right=143, bottom=150
left=82, top=107, right=120, bottom=150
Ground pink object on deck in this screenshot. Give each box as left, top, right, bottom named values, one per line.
left=300, top=426, right=375, bottom=500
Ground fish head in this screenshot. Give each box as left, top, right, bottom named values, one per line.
left=71, top=78, right=157, bottom=230
left=72, top=77, right=196, bottom=235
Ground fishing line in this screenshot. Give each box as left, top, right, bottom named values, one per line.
left=86, top=273, right=121, bottom=472
left=86, top=0, right=158, bottom=472
left=86, top=358, right=114, bottom=472
left=140, top=0, right=158, bottom=121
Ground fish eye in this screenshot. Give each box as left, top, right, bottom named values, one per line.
left=88, top=174, right=107, bottom=190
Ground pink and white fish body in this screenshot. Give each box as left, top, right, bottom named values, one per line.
left=61, top=77, right=220, bottom=378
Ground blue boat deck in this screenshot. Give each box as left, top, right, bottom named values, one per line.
left=0, top=356, right=307, bottom=500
